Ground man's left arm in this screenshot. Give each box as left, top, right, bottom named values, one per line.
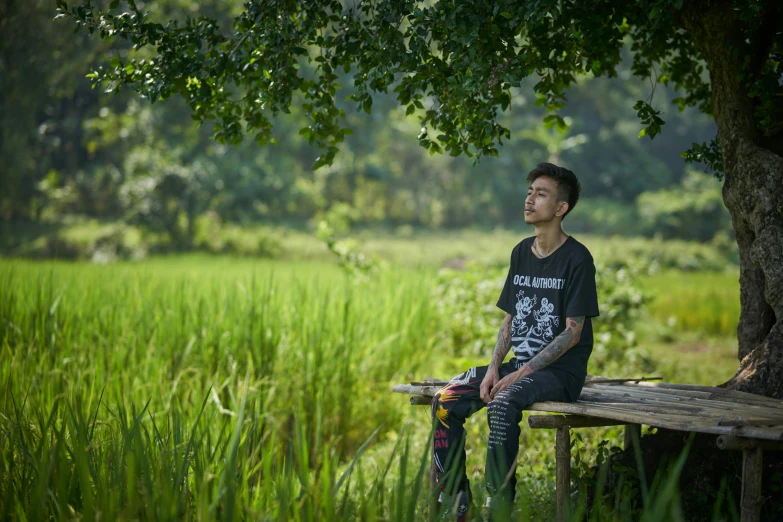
left=489, top=316, right=584, bottom=399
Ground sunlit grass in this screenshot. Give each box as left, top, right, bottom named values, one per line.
left=0, top=258, right=444, bottom=520
left=640, top=270, right=740, bottom=338
left=0, top=256, right=742, bottom=520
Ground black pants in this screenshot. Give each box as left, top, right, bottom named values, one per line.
left=431, top=360, right=571, bottom=508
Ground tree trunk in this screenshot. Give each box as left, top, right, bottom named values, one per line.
left=681, top=2, right=783, bottom=399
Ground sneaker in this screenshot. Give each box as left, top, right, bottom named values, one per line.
left=482, top=496, right=513, bottom=522
left=437, top=491, right=476, bottom=522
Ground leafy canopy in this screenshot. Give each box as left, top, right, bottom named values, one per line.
left=56, top=0, right=780, bottom=171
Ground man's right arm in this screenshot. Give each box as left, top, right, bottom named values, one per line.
left=488, top=313, right=513, bottom=372
left=480, top=313, right=512, bottom=402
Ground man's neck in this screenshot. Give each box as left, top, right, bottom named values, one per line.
left=534, top=224, right=567, bottom=256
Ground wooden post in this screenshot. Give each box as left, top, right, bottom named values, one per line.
left=624, top=424, right=641, bottom=451
left=556, top=426, right=571, bottom=522
left=740, top=446, right=762, bottom=522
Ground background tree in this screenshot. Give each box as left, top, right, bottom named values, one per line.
left=56, top=0, right=782, bottom=397
left=3, top=0, right=719, bottom=239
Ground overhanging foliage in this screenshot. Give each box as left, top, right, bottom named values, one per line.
left=55, top=0, right=781, bottom=172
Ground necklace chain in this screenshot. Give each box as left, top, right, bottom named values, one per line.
left=533, top=236, right=564, bottom=259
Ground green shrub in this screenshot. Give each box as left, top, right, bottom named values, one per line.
left=566, top=198, right=641, bottom=236
left=636, top=170, right=733, bottom=242
left=11, top=220, right=145, bottom=261
left=193, top=213, right=282, bottom=257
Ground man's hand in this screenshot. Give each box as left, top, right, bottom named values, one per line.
left=480, top=368, right=500, bottom=403
left=489, top=367, right=532, bottom=400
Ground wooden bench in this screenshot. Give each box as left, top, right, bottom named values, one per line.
left=393, top=377, right=783, bottom=522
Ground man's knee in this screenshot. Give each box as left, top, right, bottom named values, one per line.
left=486, top=397, right=522, bottom=425
left=486, top=399, right=505, bottom=422
left=431, top=392, right=451, bottom=427
left=432, top=390, right=467, bottom=429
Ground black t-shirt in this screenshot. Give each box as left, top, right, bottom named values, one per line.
left=496, top=236, right=600, bottom=399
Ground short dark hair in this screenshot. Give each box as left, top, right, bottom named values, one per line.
left=526, top=163, right=581, bottom=219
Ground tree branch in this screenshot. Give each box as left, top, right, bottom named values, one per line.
left=747, top=1, right=781, bottom=80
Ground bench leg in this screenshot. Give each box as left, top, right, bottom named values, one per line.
left=741, top=446, right=762, bottom=522
left=556, top=426, right=571, bottom=522
left=624, top=424, right=641, bottom=451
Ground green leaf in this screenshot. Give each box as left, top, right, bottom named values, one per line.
left=500, top=12, right=512, bottom=19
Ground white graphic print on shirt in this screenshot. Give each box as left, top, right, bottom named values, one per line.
left=511, top=290, right=560, bottom=361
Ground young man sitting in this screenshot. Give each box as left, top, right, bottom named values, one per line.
left=432, top=163, right=600, bottom=520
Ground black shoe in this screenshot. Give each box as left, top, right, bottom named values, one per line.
left=437, top=491, right=475, bottom=522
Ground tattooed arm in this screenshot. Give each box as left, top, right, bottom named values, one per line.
left=489, top=316, right=585, bottom=399
left=521, top=316, right=585, bottom=375
left=480, top=313, right=512, bottom=403
left=488, top=313, right=513, bottom=371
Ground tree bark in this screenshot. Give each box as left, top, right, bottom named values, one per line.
left=681, top=2, right=783, bottom=399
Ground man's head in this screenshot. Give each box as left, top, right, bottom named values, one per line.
left=524, top=163, right=581, bottom=225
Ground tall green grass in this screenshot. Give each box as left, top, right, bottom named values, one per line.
left=0, top=258, right=443, bottom=520
left=0, top=257, right=740, bottom=520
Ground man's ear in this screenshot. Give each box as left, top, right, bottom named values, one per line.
left=555, top=201, right=569, bottom=217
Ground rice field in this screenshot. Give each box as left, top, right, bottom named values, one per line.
left=640, top=270, right=740, bottom=338
left=0, top=253, right=741, bottom=520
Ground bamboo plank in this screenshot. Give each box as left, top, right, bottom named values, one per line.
left=730, top=425, right=783, bottom=440
left=573, top=400, right=707, bottom=417
left=393, top=384, right=441, bottom=396
left=635, top=381, right=783, bottom=406
left=527, top=401, right=783, bottom=440
left=583, top=376, right=662, bottom=384
left=411, top=380, right=449, bottom=386
left=595, top=384, right=783, bottom=410
left=579, top=387, right=783, bottom=419
left=717, top=418, right=782, bottom=427
left=717, top=435, right=783, bottom=451
left=528, top=401, right=719, bottom=426
left=578, top=394, right=783, bottom=422
left=576, top=392, right=756, bottom=419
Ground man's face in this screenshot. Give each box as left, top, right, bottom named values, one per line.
left=524, top=176, right=567, bottom=225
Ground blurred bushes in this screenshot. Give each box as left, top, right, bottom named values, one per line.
left=585, top=236, right=737, bottom=272
left=636, top=170, right=733, bottom=242
left=193, top=213, right=282, bottom=257
left=4, top=217, right=284, bottom=261
left=566, top=199, right=642, bottom=236
left=10, top=221, right=145, bottom=262
left=564, top=170, right=733, bottom=244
